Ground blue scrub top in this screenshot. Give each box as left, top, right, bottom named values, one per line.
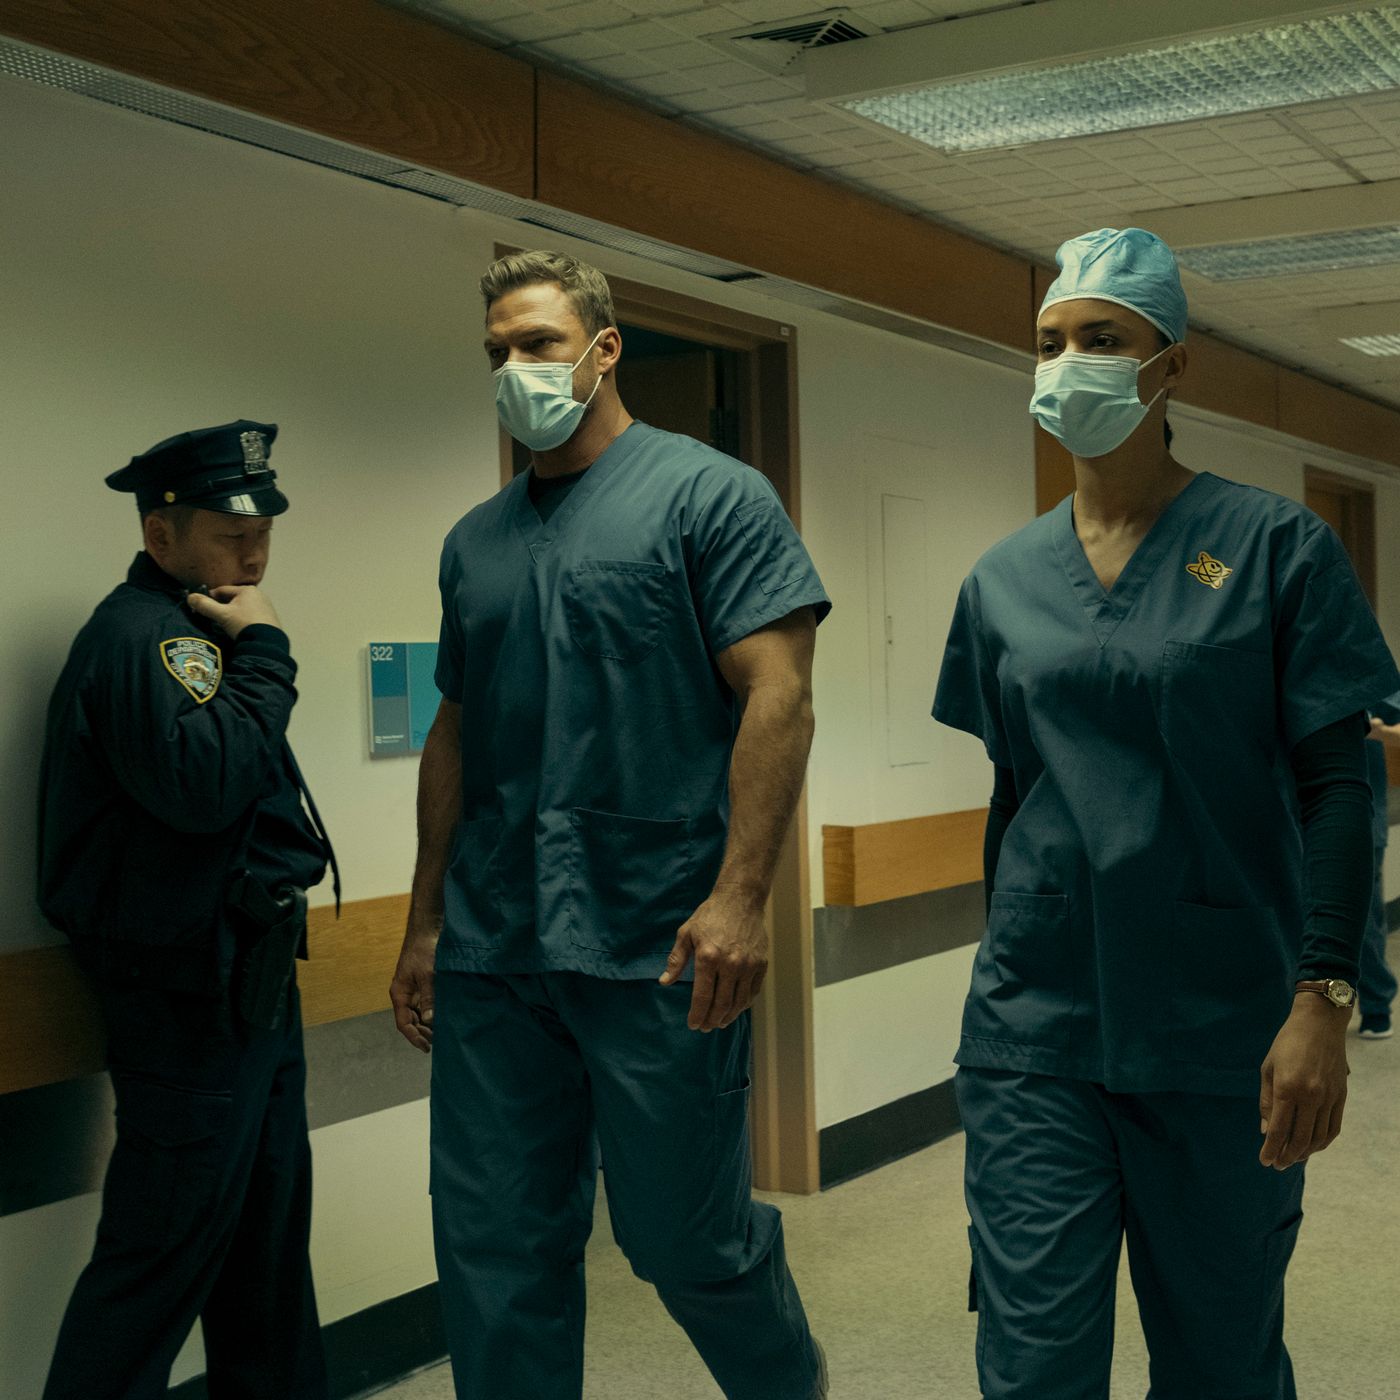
left=435, top=422, right=831, bottom=980
left=934, top=472, right=1399, bottom=1096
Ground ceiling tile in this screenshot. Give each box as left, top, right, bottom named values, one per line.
left=656, top=7, right=751, bottom=37
left=483, top=11, right=580, bottom=42
left=1350, top=155, right=1400, bottom=179
left=640, top=37, right=728, bottom=67
left=625, top=67, right=724, bottom=97
left=701, top=102, right=783, bottom=129
left=725, top=0, right=840, bottom=20
left=733, top=118, right=812, bottom=141
left=690, top=85, right=793, bottom=113
left=615, top=0, right=704, bottom=13
left=1329, top=138, right=1397, bottom=158
left=596, top=17, right=694, bottom=47
left=858, top=0, right=937, bottom=27
left=531, top=31, right=624, bottom=61
left=763, top=132, right=846, bottom=156
left=545, top=0, right=639, bottom=26
left=599, top=51, right=674, bottom=77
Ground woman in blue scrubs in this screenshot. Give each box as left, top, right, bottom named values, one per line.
left=934, top=227, right=1399, bottom=1399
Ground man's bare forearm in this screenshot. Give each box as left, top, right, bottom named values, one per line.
left=407, top=700, right=463, bottom=937
left=711, top=680, right=814, bottom=909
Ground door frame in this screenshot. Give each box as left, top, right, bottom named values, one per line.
left=1305, top=465, right=1378, bottom=607
left=492, top=248, right=819, bottom=1192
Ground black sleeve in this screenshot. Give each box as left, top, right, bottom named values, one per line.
left=984, top=764, right=1020, bottom=917
left=1291, top=712, right=1374, bottom=983
left=89, top=620, right=299, bottom=835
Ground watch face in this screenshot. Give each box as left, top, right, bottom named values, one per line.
left=1328, top=981, right=1355, bottom=1007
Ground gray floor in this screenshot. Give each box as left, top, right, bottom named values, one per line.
left=376, top=989, right=1400, bottom=1398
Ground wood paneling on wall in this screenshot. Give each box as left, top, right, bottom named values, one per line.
left=823, top=808, right=988, bottom=907
left=535, top=73, right=1033, bottom=355
left=1279, top=371, right=1400, bottom=470
left=1177, top=331, right=1278, bottom=429
left=1034, top=427, right=1076, bottom=516
left=0, top=0, right=536, bottom=197
left=299, top=894, right=409, bottom=1028
left=0, top=946, right=105, bottom=1097
left=0, top=897, right=407, bottom=1097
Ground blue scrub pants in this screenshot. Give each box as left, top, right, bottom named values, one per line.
left=429, top=971, right=820, bottom=1400
left=957, top=1068, right=1304, bottom=1400
left=1359, top=842, right=1397, bottom=1018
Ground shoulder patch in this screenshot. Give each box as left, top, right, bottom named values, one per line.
left=160, top=637, right=223, bottom=703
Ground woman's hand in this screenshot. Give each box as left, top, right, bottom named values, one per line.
left=1258, top=992, right=1351, bottom=1169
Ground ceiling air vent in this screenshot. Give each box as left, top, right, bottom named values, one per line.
left=710, top=9, right=878, bottom=76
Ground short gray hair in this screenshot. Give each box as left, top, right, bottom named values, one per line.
left=479, top=250, right=616, bottom=337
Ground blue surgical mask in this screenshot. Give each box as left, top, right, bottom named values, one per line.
left=1030, top=345, right=1173, bottom=458
left=494, top=331, right=605, bottom=451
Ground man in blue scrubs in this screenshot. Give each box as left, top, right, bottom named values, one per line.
left=390, top=250, right=830, bottom=1399
left=935, top=228, right=1399, bottom=1398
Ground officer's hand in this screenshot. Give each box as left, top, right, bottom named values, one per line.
left=186, top=585, right=282, bottom=638
left=391, top=926, right=439, bottom=1053
left=660, top=890, right=769, bottom=1033
left=1259, top=993, right=1351, bottom=1170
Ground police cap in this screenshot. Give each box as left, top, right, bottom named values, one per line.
left=106, top=420, right=288, bottom=516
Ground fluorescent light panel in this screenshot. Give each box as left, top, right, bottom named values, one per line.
left=1340, top=333, right=1400, bottom=355
left=1177, top=226, right=1400, bottom=279
left=840, top=6, right=1400, bottom=153
left=1318, top=299, right=1400, bottom=354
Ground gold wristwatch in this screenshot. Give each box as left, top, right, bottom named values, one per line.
left=1295, top=978, right=1357, bottom=1009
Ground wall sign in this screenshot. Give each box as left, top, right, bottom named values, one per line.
left=368, top=642, right=439, bottom=757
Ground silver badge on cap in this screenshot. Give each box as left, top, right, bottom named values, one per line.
left=240, top=430, right=269, bottom=474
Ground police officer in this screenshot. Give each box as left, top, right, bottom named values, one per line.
left=38, top=421, right=337, bottom=1400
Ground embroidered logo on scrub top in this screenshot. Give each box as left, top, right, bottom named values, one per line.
left=160, top=637, right=223, bottom=703
left=1186, top=551, right=1233, bottom=590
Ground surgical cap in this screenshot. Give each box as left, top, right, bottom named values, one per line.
left=1039, top=227, right=1188, bottom=345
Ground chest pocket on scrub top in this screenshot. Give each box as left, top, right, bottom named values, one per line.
left=1159, top=640, right=1276, bottom=762
left=564, top=560, right=671, bottom=663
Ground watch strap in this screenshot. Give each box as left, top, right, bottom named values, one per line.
left=1295, top=978, right=1356, bottom=1007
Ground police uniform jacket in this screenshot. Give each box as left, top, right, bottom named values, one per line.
left=38, top=552, right=309, bottom=992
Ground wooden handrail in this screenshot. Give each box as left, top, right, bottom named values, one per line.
left=823, top=809, right=988, bottom=908
left=0, top=894, right=408, bottom=1097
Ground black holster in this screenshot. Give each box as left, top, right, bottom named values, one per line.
left=227, top=873, right=307, bottom=1033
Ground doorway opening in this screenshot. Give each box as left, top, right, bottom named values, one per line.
left=1305, top=466, right=1377, bottom=606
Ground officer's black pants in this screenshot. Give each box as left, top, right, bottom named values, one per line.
left=42, top=981, right=326, bottom=1400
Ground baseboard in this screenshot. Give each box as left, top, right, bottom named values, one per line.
left=818, top=1078, right=961, bottom=1190
left=169, top=1282, right=446, bottom=1400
